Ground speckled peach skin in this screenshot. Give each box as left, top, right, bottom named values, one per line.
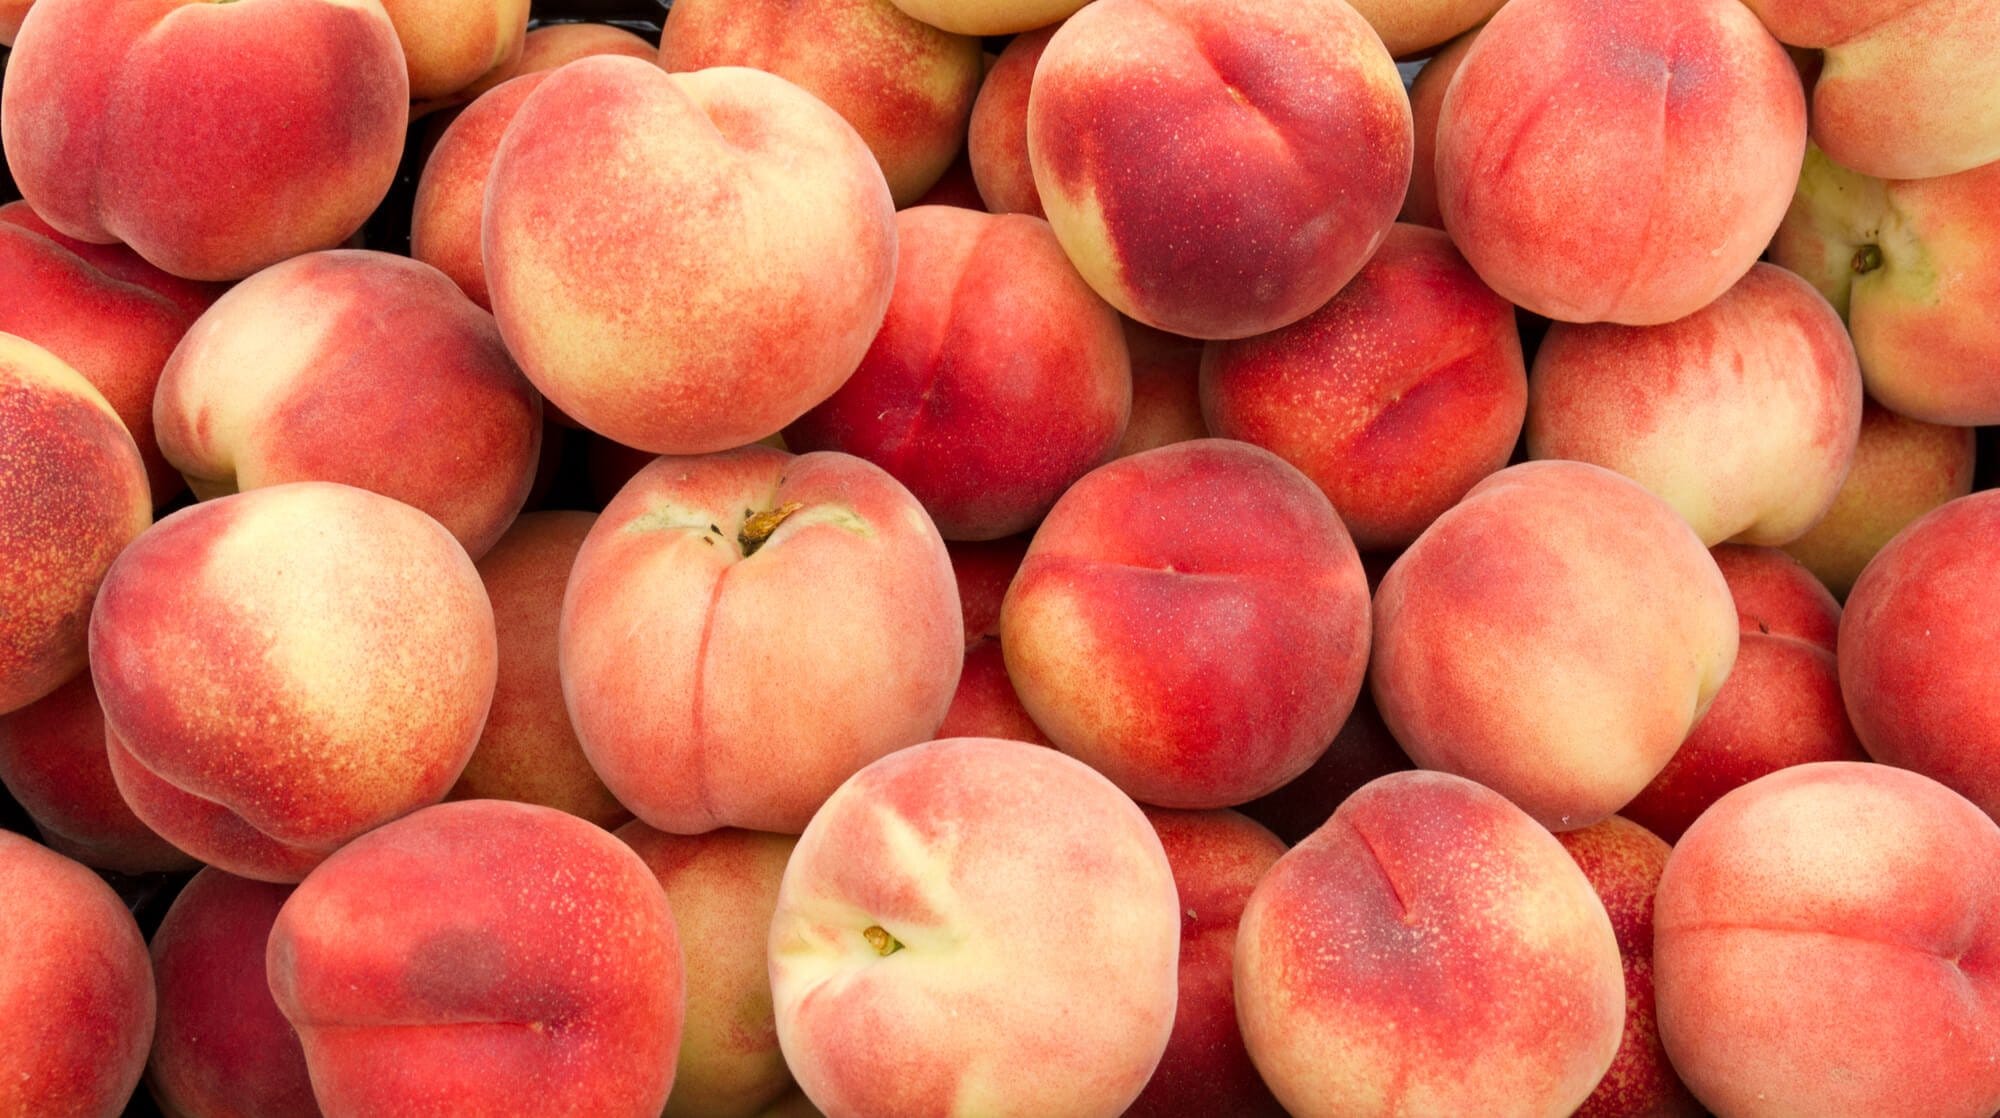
left=412, top=73, right=553, bottom=311
left=885, top=0, right=1084, bottom=35
left=1655, top=763, right=2000, bottom=1118
left=268, top=800, right=684, bottom=1118
left=88, top=482, right=497, bottom=882
left=786, top=206, right=1130, bottom=540
left=966, top=25, right=1055, bottom=218
left=618, top=826, right=798, bottom=1118
left=146, top=869, right=316, bottom=1118
left=1027, top=0, right=1411, bottom=340
left=1435, top=0, right=1805, bottom=325
left=380, top=0, right=528, bottom=102
left=770, top=738, right=1180, bottom=1118
left=0, top=831, right=155, bottom=1118
left=1556, top=818, right=1703, bottom=1118
left=1001, top=440, right=1372, bottom=809
left=1527, top=264, right=1862, bottom=547
left=1399, top=30, right=1477, bottom=229
left=1203, top=223, right=1527, bottom=552
left=1113, top=321, right=1205, bottom=460
left=1346, top=0, right=1500, bottom=58
left=936, top=537, right=1049, bottom=745
left=1841, top=491, right=2000, bottom=818
left=484, top=57, right=896, bottom=455
left=0, top=202, right=224, bottom=504
left=1236, top=771, right=1625, bottom=1118
left=0, top=673, right=193, bottom=875
left=1772, top=149, right=2000, bottom=426
left=0, top=333, right=151, bottom=716
left=449, top=513, right=626, bottom=828
left=1128, top=809, right=1286, bottom=1118
left=155, top=250, right=542, bottom=559
left=561, top=447, right=963, bottom=835
left=1371, top=461, right=1739, bottom=831
left=0, top=0, right=408, bottom=281
left=662, top=0, right=981, bottom=206
left=1744, top=0, right=2000, bottom=178
left=1624, top=547, right=1865, bottom=842
left=1783, top=399, right=1976, bottom=598
left=1239, top=693, right=1414, bottom=846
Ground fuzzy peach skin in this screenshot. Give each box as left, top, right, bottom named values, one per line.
left=937, top=537, right=1049, bottom=746
left=1435, top=0, right=1804, bottom=325
left=1527, top=264, right=1862, bottom=547
left=146, top=869, right=316, bottom=1118
left=1772, top=148, right=2000, bottom=426
left=1840, top=491, right=2000, bottom=817
left=619, top=825, right=799, bottom=1118
left=1372, top=461, right=1739, bottom=830
left=1129, top=809, right=1286, bottom=1118
left=155, top=250, right=541, bottom=559
left=770, top=738, right=1180, bottom=1118
left=439, top=21, right=657, bottom=111
left=1623, top=547, right=1865, bottom=842
left=484, top=57, right=896, bottom=454
left=0, top=673, right=193, bottom=875
left=1783, top=400, right=1976, bottom=598
left=1744, top=0, right=2000, bottom=178
left=0, top=0, right=29, bottom=42
left=1236, top=770, right=1625, bottom=1118
left=1002, top=439, right=1371, bottom=808
left=662, top=0, right=981, bottom=206
left=1399, top=30, right=1477, bottom=228
left=562, top=447, right=962, bottom=834
left=1346, top=0, right=1499, bottom=58
left=786, top=206, right=1130, bottom=540
left=966, top=25, right=1054, bottom=218
left=0, top=832, right=155, bottom=1118
left=88, top=482, right=497, bottom=882
left=0, top=333, right=151, bottom=716
left=1204, top=223, right=1527, bottom=552
left=1114, top=321, right=1205, bottom=459
left=1027, top=0, right=1411, bottom=340
left=0, top=0, right=407, bottom=281
left=380, top=0, right=528, bottom=101
left=0, top=202, right=224, bottom=504
left=1240, top=693, right=1414, bottom=846
left=412, top=73, right=553, bottom=311
left=1556, top=818, right=1703, bottom=1118
left=268, top=800, right=684, bottom=1117
left=885, top=0, right=1084, bottom=35
left=448, top=513, right=626, bottom=828
left=1655, top=763, right=2000, bottom=1117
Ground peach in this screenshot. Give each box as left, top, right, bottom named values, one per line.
left=146, top=869, right=316, bottom=1118
left=1840, top=490, right=2000, bottom=817
left=1623, top=546, right=1865, bottom=842
left=155, top=250, right=541, bottom=559
left=0, top=201, right=224, bottom=504
left=514, top=22, right=654, bottom=73
left=0, top=832, right=155, bottom=1118
left=1129, top=809, right=1286, bottom=1118
left=908, top=150, right=984, bottom=210
left=1346, top=0, right=1500, bottom=58
left=1372, top=461, right=1739, bottom=830
left=1399, top=30, right=1477, bottom=229
left=1026, top=0, right=1411, bottom=339
left=268, top=800, right=684, bottom=1117
left=1235, top=770, right=1625, bottom=1117
left=884, top=0, right=1084, bottom=35
left=1203, top=222, right=1528, bottom=552
left=1783, top=399, right=1977, bottom=598
left=484, top=57, right=896, bottom=454
left=757, top=1093, right=826, bottom=1118
left=380, top=0, right=529, bottom=102
left=0, top=673, right=193, bottom=875
left=1113, top=321, right=1205, bottom=459
left=1239, top=693, right=1415, bottom=846
left=89, top=482, right=497, bottom=882
left=0, top=0, right=28, bottom=42
left=562, top=447, right=962, bottom=834
left=1655, top=762, right=2000, bottom=1117
left=1772, top=148, right=2000, bottom=426
left=966, top=25, right=1054, bottom=218
left=1555, top=817, right=1702, bottom=1118
left=0, top=333, right=150, bottom=715
left=1435, top=0, right=1805, bottom=324
left=618, top=825, right=799, bottom=1118
left=449, top=512, right=626, bottom=828
left=1742, top=0, right=2000, bottom=179
left=412, top=73, right=554, bottom=312
left=662, top=0, right=981, bottom=206
left=1002, top=439, right=1371, bottom=808
left=1526, top=263, right=1863, bottom=547
left=770, top=738, right=1180, bottom=1118
left=937, top=537, right=1049, bottom=746
left=0, top=0, right=407, bottom=281
left=786, top=205, right=1130, bottom=540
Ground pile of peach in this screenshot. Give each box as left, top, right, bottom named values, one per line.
left=1, top=0, right=1997, bottom=1114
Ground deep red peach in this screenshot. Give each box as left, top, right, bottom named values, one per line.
left=966, top=25, right=1054, bottom=218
